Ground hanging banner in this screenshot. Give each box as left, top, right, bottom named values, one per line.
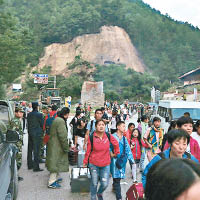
left=34, top=74, right=48, bottom=84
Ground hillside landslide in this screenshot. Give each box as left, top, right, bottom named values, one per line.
left=35, top=26, right=145, bottom=76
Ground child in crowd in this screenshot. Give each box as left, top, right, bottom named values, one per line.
left=124, top=122, right=135, bottom=141
left=143, top=117, right=164, bottom=162
left=137, top=115, right=149, bottom=171
left=130, top=128, right=148, bottom=182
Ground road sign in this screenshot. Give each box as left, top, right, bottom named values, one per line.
left=34, top=74, right=48, bottom=84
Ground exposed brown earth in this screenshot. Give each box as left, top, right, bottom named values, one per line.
left=35, top=26, right=145, bottom=76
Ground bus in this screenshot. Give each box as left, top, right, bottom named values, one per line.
left=155, top=100, right=200, bottom=132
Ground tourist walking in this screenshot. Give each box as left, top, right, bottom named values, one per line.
left=143, top=117, right=164, bottom=162
left=142, top=129, right=199, bottom=188
left=83, top=119, right=119, bottom=200
left=110, top=121, right=135, bottom=200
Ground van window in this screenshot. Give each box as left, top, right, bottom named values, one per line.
left=158, top=106, right=167, bottom=118
left=171, top=108, right=200, bottom=120
left=0, top=105, right=9, bottom=124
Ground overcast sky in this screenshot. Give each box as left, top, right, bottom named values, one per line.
left=143, top=0, right=200, bottom=28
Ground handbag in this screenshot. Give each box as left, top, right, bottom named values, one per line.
left=116, top=136, right=127, bottom=169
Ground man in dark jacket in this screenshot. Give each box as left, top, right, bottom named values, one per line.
left=27, top=102, right=44, bottom=172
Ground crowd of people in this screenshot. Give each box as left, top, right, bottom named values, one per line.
left=6, top=100, right=200, bottom=200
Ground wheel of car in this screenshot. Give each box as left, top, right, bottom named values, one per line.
left=13, top=159, right=18, bottom=200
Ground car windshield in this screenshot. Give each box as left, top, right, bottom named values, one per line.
left=171, top=108, right=200, bottom=120
left=0, top=105, right=9, bottom=124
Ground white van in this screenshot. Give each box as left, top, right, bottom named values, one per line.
left=155, top=100, right=200, bottom=132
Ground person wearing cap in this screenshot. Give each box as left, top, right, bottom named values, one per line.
left=27, top=102, right=44, bottom=172
left=8, top=106, right=24, bottom=181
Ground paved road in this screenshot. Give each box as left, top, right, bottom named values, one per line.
left=17, top=114, right=142, bottom=200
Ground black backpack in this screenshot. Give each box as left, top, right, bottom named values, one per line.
left=89, top=120, right=94, bottom=134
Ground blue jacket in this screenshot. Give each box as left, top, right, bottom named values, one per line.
left=142, top=148, right=199, bottom=188
left=110, top=133, right=135, bottom=179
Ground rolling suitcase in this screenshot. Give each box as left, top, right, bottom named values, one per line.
left=68, top=147, right=78, bottom=166
left=70, top=167, right=91, bottom=193
left=126, top=182, right=144, bottom=200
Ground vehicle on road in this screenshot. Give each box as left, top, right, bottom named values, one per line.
left=153, top=100, right=200, bottom=132
left=0, top=100, right=19, bottom=200
left=40, top=88, right=62, bottom=107
left=0, top=121, right=19, bottom=200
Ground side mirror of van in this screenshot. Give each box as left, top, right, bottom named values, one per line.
left=6, top=130, right=19, bottom=143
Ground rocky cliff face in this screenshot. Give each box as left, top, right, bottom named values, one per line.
left=36, top=26, right=145, bottom=75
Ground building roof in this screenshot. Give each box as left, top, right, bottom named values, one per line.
left=179, top=67, right=200, bottom=79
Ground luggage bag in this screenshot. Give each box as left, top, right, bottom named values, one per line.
left=68, top=147, right=78, bottom=166
left=70, top=167, right=91, bottom=193
left=126, top=182, right=144, bottom=200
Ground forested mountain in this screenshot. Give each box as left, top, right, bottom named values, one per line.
left=1, top=0, right=200, bottom=100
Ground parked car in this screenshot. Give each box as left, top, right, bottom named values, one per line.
left=0, top=100, right=18, bottom=200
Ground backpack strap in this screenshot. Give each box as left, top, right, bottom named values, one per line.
left=90, top=120, right=94, bottom=133
left=123, top=136, right=126, bottom=155
left=89, top=131, right=94, bottom=153
left=158, top=152, right=166, bottom=160
left=105, top=131, right=111, bottom=142
left=87, top=132, right=94, bottom=166
left=184, top=151, right=191, bottom=159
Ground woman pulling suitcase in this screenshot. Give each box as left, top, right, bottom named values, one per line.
left=83, top=119, right=120, bottom=200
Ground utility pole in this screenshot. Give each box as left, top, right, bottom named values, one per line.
left=54, top=76, right=56, bottom=88
left=48, top=76, right=56, bottom=88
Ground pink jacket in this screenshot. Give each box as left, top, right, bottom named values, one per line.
left=164, top=136, right=200, bottom=162
left=83, top=132, right=120, bottom=167
left=130, top=138, right=148, bottom=160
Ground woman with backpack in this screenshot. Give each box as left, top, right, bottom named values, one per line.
left=110, top=121, right=135, bottom=200
left=110, top=109, right=121, bottom=134
left=70, top=110, right=82, bottom=144
left=83, top=119, right=119, bottom=200
left=74, top=117, right=87, bottom=150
